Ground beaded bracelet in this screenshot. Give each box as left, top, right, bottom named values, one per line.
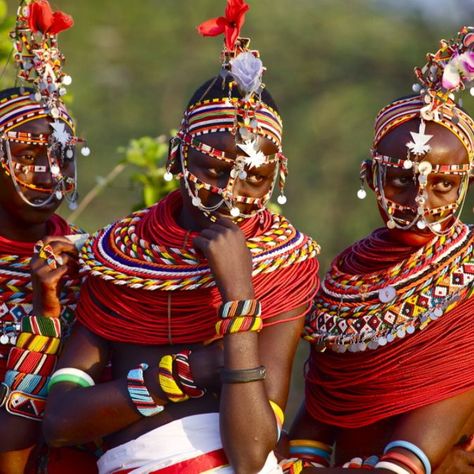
left=215, top=316, right=263, bottom=336
left=289, top=439, right=333, bottom=467
left=375, top=460, right=411, bottom=474
left=342, top=455, right=379, bottom=469
left=384, top=440, right=431, bottom=474
left=269, top=400, right=284, bottom=441
left=4, top=369, right=49, bottom=397
left=48, top=367, right=95, bottom=392
left=7, top=347, right=57, bottom=376
left=16, top=332, right=61, bottom=354
left=158, top=354, right=189, bottom=403
left=220, top=365, right=266, bottom=383
left=21, top=315, right=62, bottom=338
left=218, top=299, right=262, bottom=318
left=5, top=390, right=46, bottom=421
left=280, top=458, right=325, bottom=474
left=127, top=363, right=165, bottom=416
left=174, top=350, right=206, bottom=398
left=382, top=451, right=424, bottom=474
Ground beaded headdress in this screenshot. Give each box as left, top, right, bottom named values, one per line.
left=166, top=0, right=288, bottom=220
left=358, top=26, right=474, bottom=234
left=0, top=0, right=90, bottom=209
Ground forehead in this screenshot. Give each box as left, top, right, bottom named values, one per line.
left=377, top=119, right=469, bottom=167
left=195, top=132, right=279, bottom=157
left=8, top=117, right=71, bottom=135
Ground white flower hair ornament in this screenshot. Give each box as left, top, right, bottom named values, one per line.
left=230, top=52, right=264, bottom=98
left=442, top=51, right=474, bottom=90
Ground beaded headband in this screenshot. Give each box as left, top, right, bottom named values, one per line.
left=166, top=0, right=288, bottom=220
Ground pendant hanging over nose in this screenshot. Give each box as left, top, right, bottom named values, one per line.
left=230, top=207, right=240, bottom=217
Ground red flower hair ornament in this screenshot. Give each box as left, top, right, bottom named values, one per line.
left=197, top=0, right=249, bottom=51
left=28, top=0, right=73, bottom=35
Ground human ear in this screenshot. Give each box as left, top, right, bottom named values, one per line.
left=360, top=159, right=375, bottom=191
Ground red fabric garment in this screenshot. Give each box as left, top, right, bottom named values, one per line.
left=305, top=229, right=474, bottom=428
left=77, top=193, right=319, bottom=344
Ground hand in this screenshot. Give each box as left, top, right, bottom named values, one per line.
left=434, top=435, right=474, bottom=474
left=189, top=340, right=224, bottom=391
left=193, top=218, right=254, bottom=301
left=31, top=236, right=79, bottom=318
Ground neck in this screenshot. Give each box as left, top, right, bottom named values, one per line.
left=387, top=228, right=434, bottom=247
left=0, top=209, right=49, bottom=243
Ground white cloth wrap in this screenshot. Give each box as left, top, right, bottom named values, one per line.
left=97, top=413, right=282, bottom=474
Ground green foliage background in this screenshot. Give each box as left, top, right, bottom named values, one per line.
left=3, top=0, right=473, bottom=421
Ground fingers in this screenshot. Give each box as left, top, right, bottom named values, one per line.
left=31, top=238, right=79, bottom=275
left=37, top=236, right=78, bottom=256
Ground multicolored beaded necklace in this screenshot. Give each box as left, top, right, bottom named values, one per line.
left=80, top=191, right=320, bottom=292
left=305, top=222, right=474, bottom=352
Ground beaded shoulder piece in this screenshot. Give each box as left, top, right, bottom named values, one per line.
left=304, top=223, right=474, bottom=352
left=79, top=206, right=320, bottom=291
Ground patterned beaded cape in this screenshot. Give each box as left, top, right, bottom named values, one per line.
left=305, top=222, right=474, bottom=352
left=304, top=222, right=474, bottom=428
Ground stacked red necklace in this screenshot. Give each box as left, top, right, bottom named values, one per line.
left=0, top=215, right=81, bottom=379
left=76, top=191, right=320, bottom=344
left=305, top=222, right=474, bottom=352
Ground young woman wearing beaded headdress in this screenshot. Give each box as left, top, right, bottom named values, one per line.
left=284, top=27, right=474, bottom=474
left=40, top=1, right=319, bottom=473
left=0, top=1, right=94, bottom=473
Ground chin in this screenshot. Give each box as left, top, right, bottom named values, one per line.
left=387, top=227, right=435, bottom=246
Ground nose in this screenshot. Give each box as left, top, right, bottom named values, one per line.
left=32, top=152, right=56, bottom=188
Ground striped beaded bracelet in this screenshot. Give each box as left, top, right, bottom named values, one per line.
left=218, top=299, right=262, bottom=318
left=7, top=347, right=57, bottom=376
left=48, top=367, right=95, bottom=393
left=158, top=354, right=189, bottom=403
left=215, top=316, right=263, bottom=336
left=4, top=369, right=49, bottom=397
left=174, top=350, right=206, bottom=399
left=16, top=332, right=61, bottom=354
left=127, top=363, right=165, bottom=416
left=21, top=315, right=62, bottom=338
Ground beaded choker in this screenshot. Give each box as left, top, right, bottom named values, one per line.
left=304, top=223, right=474, bottom=352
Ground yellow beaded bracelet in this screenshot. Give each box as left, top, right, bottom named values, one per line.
left=158, top=354, right=189, bottom=403
left=16, top=333, right=61, bottom=355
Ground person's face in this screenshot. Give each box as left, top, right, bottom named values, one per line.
left=0, top=117, right=76, bottom=226
left=181, top=132, right=278, bottom=222
left=373, top=119, right=470, bottom=243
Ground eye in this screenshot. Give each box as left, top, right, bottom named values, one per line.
left=206, top=168, right=227, bottom=178
left=388, top=175, right=414, bottom=188
left=432, top=179, right=455, bottom=193
left=246, top=173, right=265, bottom=184
left=18, top=153, right=35, bottom=163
